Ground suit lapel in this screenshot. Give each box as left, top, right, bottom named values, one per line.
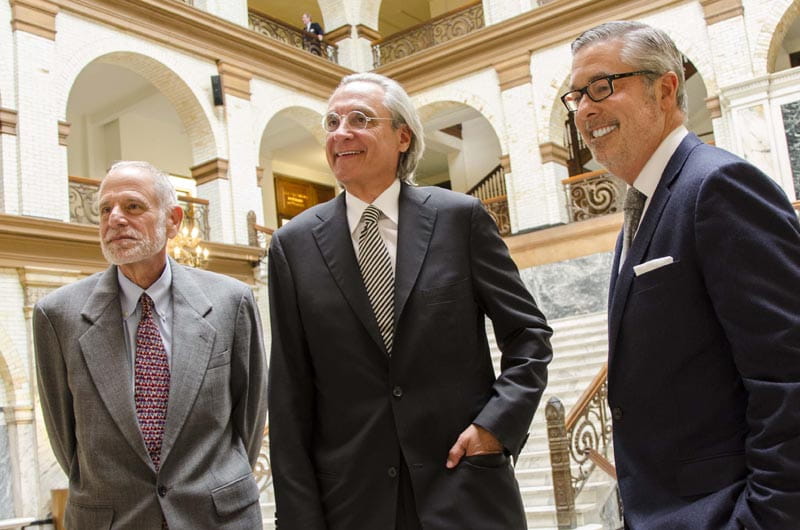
left=395, top=184, right=436, bottom=325
left=78, top=266, right=152, bottom=468
left=312, top=194, right=388, bottom=354
left=160, top=259, right=215, bottom=464
left=608, top=134, right=701, bottom=361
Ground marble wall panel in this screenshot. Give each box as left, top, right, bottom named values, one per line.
left=781, top=100, right=800, bottom=199
left=0, top=415, right=13, bottom=518
left=520, top=252, right=613, bottom=321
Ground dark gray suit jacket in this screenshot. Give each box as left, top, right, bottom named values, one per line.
left=268, top=184, right=552, bottom=530
left=34, top=259, right=268, bottom=529
left=608, top=134, right=800, bottom=529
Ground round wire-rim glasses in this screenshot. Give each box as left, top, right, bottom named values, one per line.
left=322, top=110, right=394, bottom=133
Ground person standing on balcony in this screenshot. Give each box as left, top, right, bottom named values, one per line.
left=33, top=161, right=268, bottom=528
left=564, top=21, right=800, bottom=529
left=301, top=13, right=324, bottom=56
left=268, top=72, right=553, bottom=530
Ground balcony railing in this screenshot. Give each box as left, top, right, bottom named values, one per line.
left=372, top=0, right=484, bottom=67
left=68, top=176, right=210, bottom=240
left=466, top=164, right=510, bottom=236
left=562, top=169, right=626, bottom=222
left=248, top=10, right=338, bottom=64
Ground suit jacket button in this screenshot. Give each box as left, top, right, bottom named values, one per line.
left=157, top=485, right=167, bottom=497
left=611, top=407, right=623, bottom=421
left=388, top=466, right=398, bottom=478
left=392, top=386, right=403, bottom=398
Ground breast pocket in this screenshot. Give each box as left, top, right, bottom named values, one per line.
left=207, top=349, right=231, bottom=369
left=631, top=260, right=684, bottom=295
left=421, top=278, right=472, bottom=305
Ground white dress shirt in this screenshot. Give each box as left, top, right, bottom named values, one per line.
left=345, top=179, right=400, bottom=274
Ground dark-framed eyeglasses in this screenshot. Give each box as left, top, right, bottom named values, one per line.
left=322, top=110, right=394, bottom=132
left=560, top=70, right=656, bottom=112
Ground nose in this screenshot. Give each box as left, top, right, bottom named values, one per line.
left=107, top=205, right=128, bottom=226
left=330, top=121, right=354, bottom=139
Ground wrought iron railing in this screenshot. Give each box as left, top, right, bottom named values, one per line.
left=562, top=169, right=626, bottom=222
left=67, top=176, right=210, bottom=240
left=372, top=1, right=484, bottom=67
left=253, top=426, right=272, bottom=492
left=546, top=364, right=616, bottom=528
left=466, top=164, right=510, bottom=236
left=248, top=10, right=338, bottom=63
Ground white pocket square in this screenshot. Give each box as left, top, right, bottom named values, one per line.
left=633, top=256, right=674, bottom=276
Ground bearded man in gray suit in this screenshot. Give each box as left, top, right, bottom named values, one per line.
left=34, top=161, right=267, bottom=529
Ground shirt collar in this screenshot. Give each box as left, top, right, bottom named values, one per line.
left=346, top=179, right=401, bottom=235
left=632, top=125, right=689, bottom=197
left=118, top=260, right=173, bottom=319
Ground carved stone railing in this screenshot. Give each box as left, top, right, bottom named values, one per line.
left=253, top=426, right=272, bottom=492
left=372, top=0, right=484, bottom=67
left=546, top=364, right=616, bottom=528
left=466, top=164, right=510, bottom=236
left=562, top=169, right=626, bottom=222
left=67, top=176, right=210, bottom=240
left=248, top=10, right=338, bottom=63
left=69, top=176, right=101, bottom=225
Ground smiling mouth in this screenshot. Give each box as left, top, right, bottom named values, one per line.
left=336, top=150, right=363, bottom=157
left=590, top=125, right=617, bottom=139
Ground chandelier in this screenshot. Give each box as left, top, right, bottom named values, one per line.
left=169, top=224, right=210, bottom=268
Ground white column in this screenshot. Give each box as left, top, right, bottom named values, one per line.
left=500, top=83, right=567, bottom=231
left=13, top=30, right=68, bottom=220
left=223, top=94, right=263, bottom=244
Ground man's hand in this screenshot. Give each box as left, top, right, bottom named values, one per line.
left=446, top=424, right=503, bottom=469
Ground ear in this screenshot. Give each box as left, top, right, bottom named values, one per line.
left=166, top=205, right=183, bottom=239
left=658, top=71, right=680, bottom=111
left=398, top=124, right=412, bottom=153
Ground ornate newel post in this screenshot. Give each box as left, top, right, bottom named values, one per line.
left=546, top=397, right=577, bottom=529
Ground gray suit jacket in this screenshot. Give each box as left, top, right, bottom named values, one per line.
left=34, top=258, right=268, bottom=529
left=268, top=184, right=552, bottom=529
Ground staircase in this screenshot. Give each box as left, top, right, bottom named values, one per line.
left=488, top=311, right=614, bottom=529
left=261, top=311, right=613, bottom=529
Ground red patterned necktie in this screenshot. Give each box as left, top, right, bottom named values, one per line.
left=134, top=293, right=170, bottom=471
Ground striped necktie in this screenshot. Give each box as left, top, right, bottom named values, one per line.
left=134, top=293, right=170, bottom=470
left=358, top=205, right=395, bottom=353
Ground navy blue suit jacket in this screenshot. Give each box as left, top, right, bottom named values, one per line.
left=608, top=133, right=800, bottom=529
left=268, top=184, right=552, bottom=530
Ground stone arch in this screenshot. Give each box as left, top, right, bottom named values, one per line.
left=0, top=326, right=26, bottom=408
left=56, top=42, right=221, bottom=165
left=762, top=0, right=800, bottom=73
left=414, top=88, right=507, bottom=155
left=253, top=95, right=329, bottom=164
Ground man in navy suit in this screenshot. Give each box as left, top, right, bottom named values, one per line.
left=563, top=21, right=800, bottom=529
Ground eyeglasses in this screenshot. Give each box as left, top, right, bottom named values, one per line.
left=560, top=71, right=656, bottom=112
left=322, top=110, right=394, bottom=132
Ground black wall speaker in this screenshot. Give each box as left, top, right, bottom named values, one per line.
left=211, top=75, right=224, bottom=106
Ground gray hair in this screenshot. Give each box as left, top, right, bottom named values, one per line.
left=105, top=160, right=178, bottom=215
left=335, top=73, right=425, bottom=184
left=571, top=21, right=687, bottom=114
